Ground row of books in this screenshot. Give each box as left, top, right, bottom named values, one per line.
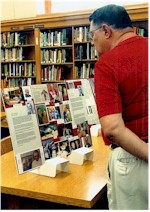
left=3, top=78, right=35, bottom=88
left=74, top=64, right=94, bottom=79
left=40, top=29, right=68, bottom=47
left=41, top=49, right=72, bottom=64
left=1, top=47, right=23, bottom=61
left=74, top=26, right=90, bottom=42
left=133, top=26, right=146, bottom=36
left=74, top=44, right=98, bottom=60
left=2, top=63, right=35, bottom=77
left=41, top=65, right=64, bottom=81
left=1, top=32, right=28, bottom=47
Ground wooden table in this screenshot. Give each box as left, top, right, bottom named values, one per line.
left=1, top=111, right=8, bottom=128
left=1, top=135, right=110, bottom=209
left=0, top=111, right=6, bottom=119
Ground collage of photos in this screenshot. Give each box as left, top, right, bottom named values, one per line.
left=29, top=82, right=92, bottom=161
left=2, top=79, right=95, bottom=174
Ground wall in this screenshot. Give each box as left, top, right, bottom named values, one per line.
left=1, top=0, right=37, bottom=21
left=1, top=0, right=148, bottom=21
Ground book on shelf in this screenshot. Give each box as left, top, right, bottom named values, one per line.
left=74, top=26, right=90, bottom=42
left=40, top=29, right=67, bottom=47
left=41, top=48, right=68, bottom=63
left=7, top=78, right=35, bottom=87
left=133, top=26, right=146, bottom=36
left=75, top=64, right=94, bottom=79
left=41, top=65, right=63, bottom=81
left=1, top=32, right=28, bottom=47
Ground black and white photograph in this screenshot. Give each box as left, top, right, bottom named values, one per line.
left=22, top=86, right=32, bottom=100
left=87, top=105, right=93, bottom=114
left=67, top=82, right=75, bottom=89
left=42, top=138, right=54, bottom=160
left=58, top=123, right=73, bottom=141
left=77, top=85, right=84, bottom=96
left=25, top=101, right=35, bottom=114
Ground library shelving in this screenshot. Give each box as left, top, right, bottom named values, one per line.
left=1, top=29, right=36, bottom=88
left=1, top=3, right=148, bottom=88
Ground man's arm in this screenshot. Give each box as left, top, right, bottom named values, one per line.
left=100, top=113, right=148, bottom=162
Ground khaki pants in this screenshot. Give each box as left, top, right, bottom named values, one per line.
left=107, top=147, right=148, bottom=210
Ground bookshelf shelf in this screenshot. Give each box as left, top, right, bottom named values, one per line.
left=6, top=76, right=36, bottom=78
left=74, top=59, right=98, bottom=62
left=74, top=41, right=91, bottom=44
left=1, top=60, right=36, bottom=63
left=41, top=45, right=72, bottom=49
left=1, top=44, right=35, bottom=48
left=1, top=3, right=148, bottom=88
left=41, top=62, right=73, bottom=65
left=42, top=80, right=65, bottom=83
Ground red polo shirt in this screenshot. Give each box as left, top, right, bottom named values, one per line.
left=94, top=36, right=148, bottom=145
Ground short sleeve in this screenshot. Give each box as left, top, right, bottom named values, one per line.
left=94, top=60, right=122, bottom=118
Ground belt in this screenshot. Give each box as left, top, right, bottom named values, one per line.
left=111, top=139, right=148, bottom=150
left=110, top=143, right=119, bottom=150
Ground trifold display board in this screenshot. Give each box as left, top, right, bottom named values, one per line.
left=2, top=78, right=99, bottom=174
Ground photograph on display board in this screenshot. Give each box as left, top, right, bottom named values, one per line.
left=40, top=89, right=49, bottom=101
left=42, top=138, right=54, bottom=160
left=67, top=81, right=75, bottom=89
left=56, top=140, right=71, bottom=158
left=57, top=83, right=64, bottom=101
left=47, top=83, right=61, bottom=104
left=47, top=105, right=61, bottom=121
left=88, top=78, right=95, bottom=96
left=20, top=148, right=43, bottom=173
left=87, top=105, right=93, bottom=114
left=30, top=84, right=50, bottom=104
left=81, top=135, right=92, bottom=147
left=1, top=79, right=98, bottom=174
left=69, top=137, right=82, bottom=151
left=22, top=85, right=32, bottom=100
left=77, top=121, right=89, bottom=138
left=77, top=85, right=84, bottom=96
left=25, top=100, right=35, bottom=115
left=60, top=103, right=72, bottom=123
left=2, top=87, right=24, bottom=108
left=39, top=122, right=58, bottom=140
left=51, top=142, right=60, bottom=158
left=35, top=104, right=49, bottom=125
left=57, top=83, right=69, bottom=101
left=58, top=123, right=73, bottom=141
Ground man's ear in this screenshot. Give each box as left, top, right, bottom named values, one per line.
left=101, top=24, right=112, bottom=38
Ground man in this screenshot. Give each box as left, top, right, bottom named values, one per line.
left=89, top=4, right=148, bottom=210
left=37, top=107, right=43, bottom=125
left=24, top=88, right=31, bottom=98
left=32, top=150, right=42, bottom=168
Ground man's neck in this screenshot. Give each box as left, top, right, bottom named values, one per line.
left=111, top=28, right=136, bottom=50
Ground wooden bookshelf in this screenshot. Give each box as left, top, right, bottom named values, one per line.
left=1, top=3, right=148, bottom=88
